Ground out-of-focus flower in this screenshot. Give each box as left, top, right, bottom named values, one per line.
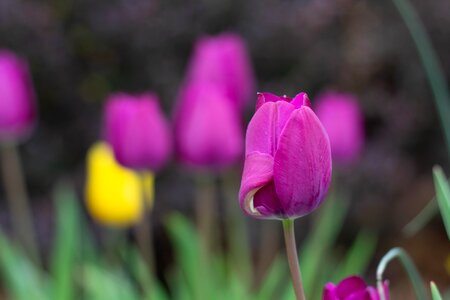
left=174, top=82, right=244, bottom=170
left=85, top=142, right=154, bottom=227
left=0, top=50, right=37, bottom=142
left=239, top=92, right=332, bottom=219
left=186, top=32, right=255, bottom=110
left=104, top=92, right=172, bottom=171
left=323, top=276, right=389, bottom=300
left=315, top=91, right=364, bottom=164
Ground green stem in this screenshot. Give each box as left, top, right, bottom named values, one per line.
left=392, top=0, right=450, bottom=161
left=282, top=219, right=305, bottom=300
left=0, top=142, right=40, bottom=265
left=376, top=247, right=426, bottom=300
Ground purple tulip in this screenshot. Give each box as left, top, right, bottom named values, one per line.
left=186, top=33, right=255, bottom=111
left=323, top=276, right=390, bottom=300
left=174, top=82, right=244, bottom=170
left=104, top=92, right=172, bottom=171
left=0, top=50, right=37, bottom=142
left=239, top=92, right=332, bottom=219
left=315, top=91, right=364, bottom=164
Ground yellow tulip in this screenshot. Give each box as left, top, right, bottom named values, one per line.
left=85, top=142, right=154, bottom=227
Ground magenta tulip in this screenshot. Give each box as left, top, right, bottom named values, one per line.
left=323, top=276, right=389, bottom=300
left=186, top=33, right=255, bottom=111
left=0, top=50, right=37, bottom=141
left=174, top=82, right=243, bottom=170
left=315, top=91, right=364, bottom=164
left=104, top=92, right=172, bottom=171
left=239, top=92, right=332, bottom=219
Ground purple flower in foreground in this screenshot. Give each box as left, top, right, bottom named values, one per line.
left=323, top=276, right=389, bottom=300
left=104, top=92, right=172, bottom=171
left=239, top=92, right=332, bottom=219
left=315, top=91, right=364, bottom=164
left=186, top=32, right=255, bottom=110
left=0, top=50, right=37, bottom=142
left=174, top=82, right=243, bottom=170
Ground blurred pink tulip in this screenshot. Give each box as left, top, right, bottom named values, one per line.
left=186, top=33, right=255, bottom=111
left=0, top=50, right=37, bottom=142
left=315, top=91, right=364, bottom=164
left=239, top=92, right=332, bottom=219
left=104, top=92, right=172, bottom=171
left=174, top=82, right=244, bottom=170
left=323, top=276, right=389, bottom=300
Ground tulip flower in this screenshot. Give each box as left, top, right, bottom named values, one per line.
left=323, top=276, right=390, bottom=300
left=174, top=82, right=244, bottom=170
left=239, top=92, right=332, bottom=220
left=85, top=142, right=154, bottom=227
left=104, top=92, right=172, bottom=172
left=315, top=91, right=364, bottom=164
left=186, top=33, right=255, bottom=110
left=239, top=92, right=332, bottom=300
left=0, top=50, right=37, bottom=142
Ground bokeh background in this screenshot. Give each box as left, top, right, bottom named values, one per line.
left=0, top=0, right=449, bottom=298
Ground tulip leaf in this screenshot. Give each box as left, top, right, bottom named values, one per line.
left=255, top=255, right=287, bottom=300
left=432, top=166, right=450, bottom=240
left=430, top=282, right=443, bottom=300
left=51, top=184, right=81, bottom=300
left=332, top=229, right=377, bottom=282
left=0, top=231, right=50, bottom=300
left=392, top=0, right=450, bottom=160
left=165, top=213, right=207, bottom=300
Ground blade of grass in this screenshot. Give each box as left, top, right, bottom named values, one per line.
left=430, top=282, right=443, bottom=300
left=432, top=166, right=450, bottom=239
left=376, top=247, right=426, bottom=300
left=51, top=184, right=81, bottom=300
left=392, top=0, right=450, bottom=160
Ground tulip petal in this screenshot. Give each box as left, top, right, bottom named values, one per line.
left=290, top=92, right=309, bottom=109
left=323, top=283, right=339, bottom=300
left=255, top=92, right=284, bottom=111
left=245, top=101, right=296, bottom=156
left=273, top=106, right=332, bottom=218
left=239, top=151, right=274, bottom=217
left=336, top=276, right=367, bottom=298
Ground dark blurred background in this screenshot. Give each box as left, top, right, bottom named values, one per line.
left=0, top=0, right=449, bottom=296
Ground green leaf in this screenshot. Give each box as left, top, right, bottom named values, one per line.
left=432, top=166, right=450, bottom=240
left=255, top=255, right=287, bottom=300
left=51, top=184, right=81, bottom=300
left=0, top=231, right=50, bottom=300
left=165, top=213, right=205, bottom=300
left=430, top=282, right=443, bottom=300
left=332, top=230, right=377, bottom=282
left=376, top=247, right=426, bottom=300
left=392, top=0, right=450, bottom=160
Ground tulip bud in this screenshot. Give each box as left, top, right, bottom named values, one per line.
left=315, top=91, right=364, bottom=164
left=323, top=276, right=389, bottom=300
left=186, top=33, right=255, bottom=110
left=174, top=82, right=244, bottom=170
left=0, top=50, right=37, bottom=142
left=85, top=142, right=154, bottom=227
left=104, top=93, right=172, bottom=172
left=239, top=92, right=332, bottom=219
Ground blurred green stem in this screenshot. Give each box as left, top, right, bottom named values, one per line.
left=0, top=142, right=40, bottom=265
left=392, top=0, right=450, bottom=161
left=376, top=247, right=426, bottom=300
left=222, top=171, right=252, bottom=285
left=195, top=174, right=216, bottom=256
left=135, top=173, right=155, bottom=276
left=282, top=219, right=305, bottom=300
